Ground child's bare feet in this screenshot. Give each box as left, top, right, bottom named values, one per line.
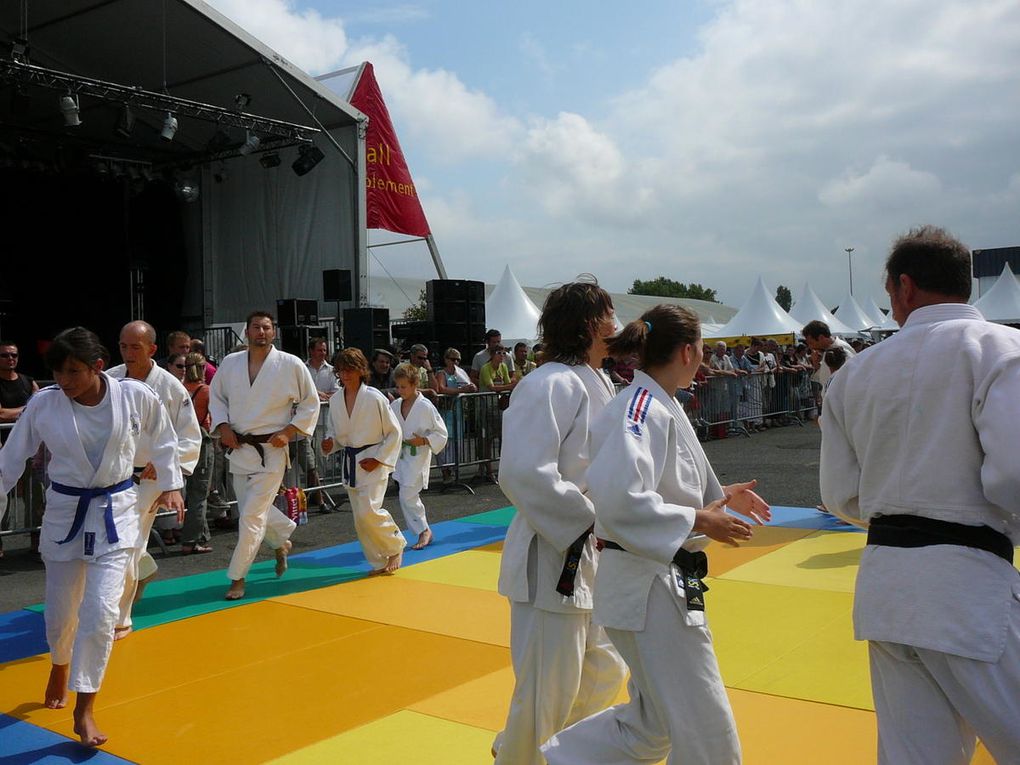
left=133, top=572, right=156, bottom=603
left=225, top=579, right=246, bottom=600
left=275, top=540, right=292, bottom=577
left=44, top=664, right=69, bottom=709
left=73, top=694, right=107, bottom=747
left=383, top=551, right=402, bottom=573
left=113, top=626, right=132, bottom=641
left=411, top=529, right=433, bottom=550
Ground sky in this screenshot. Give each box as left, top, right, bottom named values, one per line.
left=207, top=0, right=1020, bottom=309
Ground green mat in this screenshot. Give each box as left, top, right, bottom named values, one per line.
left=458, top=506, right=516, bottom=526
left=26, top=558, right=365, bottom=630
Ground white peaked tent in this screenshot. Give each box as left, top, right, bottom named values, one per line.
left=865, top=297, right=890, bottom=328
left=713, top=276, right=802, bottom=337
left=973, top=263, right=1020, bottom=324
left=788, top=283, right=856, bottom=335
left=485, top=265, right=543, bottom=341
left=832, top=290, right=877, bottom=331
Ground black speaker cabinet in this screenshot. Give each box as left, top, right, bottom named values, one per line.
left=279, top=325, right=327, bottom=358
left=322, top=269, right=353, bottom=302
left=277, top=298, right=318, bottom=327
left=343, top=308, right=390, bottom=356
left=426, top=280, right=486, bottom=328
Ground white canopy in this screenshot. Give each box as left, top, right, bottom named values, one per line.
left=865, top=297, right=890, bottom=328
left=713, top=276, right=802, bottom=337
left=973, top=263, right=1020, bottom=324
left=832, top=291, right=877, bottom=331
left=484, top=265, right=542, bottom=342
left=788, top=282, right=856, bottom=335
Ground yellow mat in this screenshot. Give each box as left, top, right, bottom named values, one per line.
left=397, top=548, right=501, bottom=591
left=705, top=525, right=819, bottom=576
left=266, top=709, right=498, bottom=764
left=719, top=529, right=866, bottom=593
left=272, top=575, right=510, bottom=647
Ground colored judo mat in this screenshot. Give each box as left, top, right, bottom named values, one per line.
left=0, top=507, right=1000, bottom=764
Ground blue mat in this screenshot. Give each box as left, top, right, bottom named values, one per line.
left=0, top=610, right=47, bottom=666
left=0, top=714, right=134, bottom=764
left=765, top=505, right=865, bottom=532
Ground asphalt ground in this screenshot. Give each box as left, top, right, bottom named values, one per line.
left=0, top=423, right=822, bottom=613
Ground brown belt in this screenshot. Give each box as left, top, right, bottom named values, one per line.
left=229, top=432, right=275, bottom=466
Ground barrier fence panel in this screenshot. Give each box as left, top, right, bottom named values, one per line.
left=680, top=370, right=816, bottom=439
left=0, top=423, right=44, bottom=543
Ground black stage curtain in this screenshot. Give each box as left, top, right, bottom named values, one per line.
left=0, top=169, right=187, bottom=378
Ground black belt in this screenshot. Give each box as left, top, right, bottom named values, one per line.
left=868, top=514, right=1014, bottom=565
left=600, top=539, right=710, bottom=612
left=556, top=528, right=592, bottom=597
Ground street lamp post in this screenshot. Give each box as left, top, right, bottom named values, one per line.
left=845, top=247, right=855, bottom=295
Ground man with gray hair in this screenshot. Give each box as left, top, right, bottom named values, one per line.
left=820, top=226, right=1020, bottom=763
left=407, top=343, right=439, bottom=403
left=107, top=320, right=202, bottom=638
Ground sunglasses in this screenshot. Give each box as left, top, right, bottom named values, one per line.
left=0, top=352, right=17, bottom=359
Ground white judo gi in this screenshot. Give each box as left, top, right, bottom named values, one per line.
left=107, top=360, right=201, bottom=628
left=820, top=303, right=1020, bottom=765
left=0, top=375, right=181, bottom=692
left=390, top=393, right=448, bottom=536
left=495, top=362, right=628, bottom=765
left=542, top=370, right=740, bottom=765
left=209, top=347, right=319, bottom=581
left=324, top=383, right=405, bottom=568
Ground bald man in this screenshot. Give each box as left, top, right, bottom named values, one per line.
left=107, top=321, right=201, bottom=638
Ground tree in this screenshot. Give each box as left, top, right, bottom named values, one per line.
left=775, top=284, right=792, bottom=312
left=628, top=277, right=719, bottom=303
left=403, top=288, right=429, bottom=321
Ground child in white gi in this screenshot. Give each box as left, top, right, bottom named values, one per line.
left=390, top=363, right=448, bottom=550
left=542, top=305, right=771, bottom=765
left=0, top=327, right=184, bottom=748
left=322, top=348, right=406, bottom=574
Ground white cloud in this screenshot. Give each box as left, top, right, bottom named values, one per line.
left=207, top=0, right=348, bottom=74
left=343, top=37, right=522, bottom=161
left=819, top=156, right=942, bottom=209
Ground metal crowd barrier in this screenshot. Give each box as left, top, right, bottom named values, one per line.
left=0, top=423, right=44, bottom=545
left=679, top=369, right=816, bottom=438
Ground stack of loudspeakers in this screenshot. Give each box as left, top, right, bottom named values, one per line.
left=276, top=298, right=326, bottom=358
left=343, top=307, right=390, bottom=358
left=427, top=279, right=486, bottom=363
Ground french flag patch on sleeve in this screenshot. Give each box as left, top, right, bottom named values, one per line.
left=627, top=387, right=652, bottom=436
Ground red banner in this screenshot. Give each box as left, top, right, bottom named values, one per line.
left=350, top=62, right=431, bottom=237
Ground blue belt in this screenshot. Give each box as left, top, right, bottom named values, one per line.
left=51, top=478, right=134, bottom=546
left=340, top=444, right=374, bottom=488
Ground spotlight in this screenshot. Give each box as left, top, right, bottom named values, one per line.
left=238, top=130, right=260, bottom=156
left=174, top=180, right=200, bottom=203
left=259, top=152, right=281, bottom=169
left=11, top=37, right=29, bottom=64
left=234, top=93, right=252, bottom=111
left=60, top=93, right=81, bottom=127
left=160, top=112, right=178, bottom=142
left=115, top=104, right=135, bottom=138
left=292, top=143, right=324, bottom=176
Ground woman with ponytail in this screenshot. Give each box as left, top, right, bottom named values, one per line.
left=543, top=304, right=771, bottom=765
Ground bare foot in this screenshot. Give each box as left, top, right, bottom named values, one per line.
left=383, top=551, right=402, bottom=573
left=73, top=704, right=108, bottom=747
left=275, top=540, right=293, bottom=577
left=44, top=664, right=69, bottom=709
left=113, top=626, right=132, bottom=641
left=411, top=529, right=433, bottom=550
left=133, top=572, right=156, bottom=603
left=225, top=579, right=246, bottom=600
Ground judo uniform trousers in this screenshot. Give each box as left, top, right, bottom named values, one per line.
left=325, top=383, right=405, bottom=568
left=209, top=347, right=320, bottom=581
left=542, top=371, right=740, bottom=765
left=390, top=393, right=448, bottom=535
left=107, top=361, right=201, bottom=628
left=820, top=303, right=1020, bottom=764
left=495, top=362, right=627, bottom=765
left=0, top=375, right=181, bottom=692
